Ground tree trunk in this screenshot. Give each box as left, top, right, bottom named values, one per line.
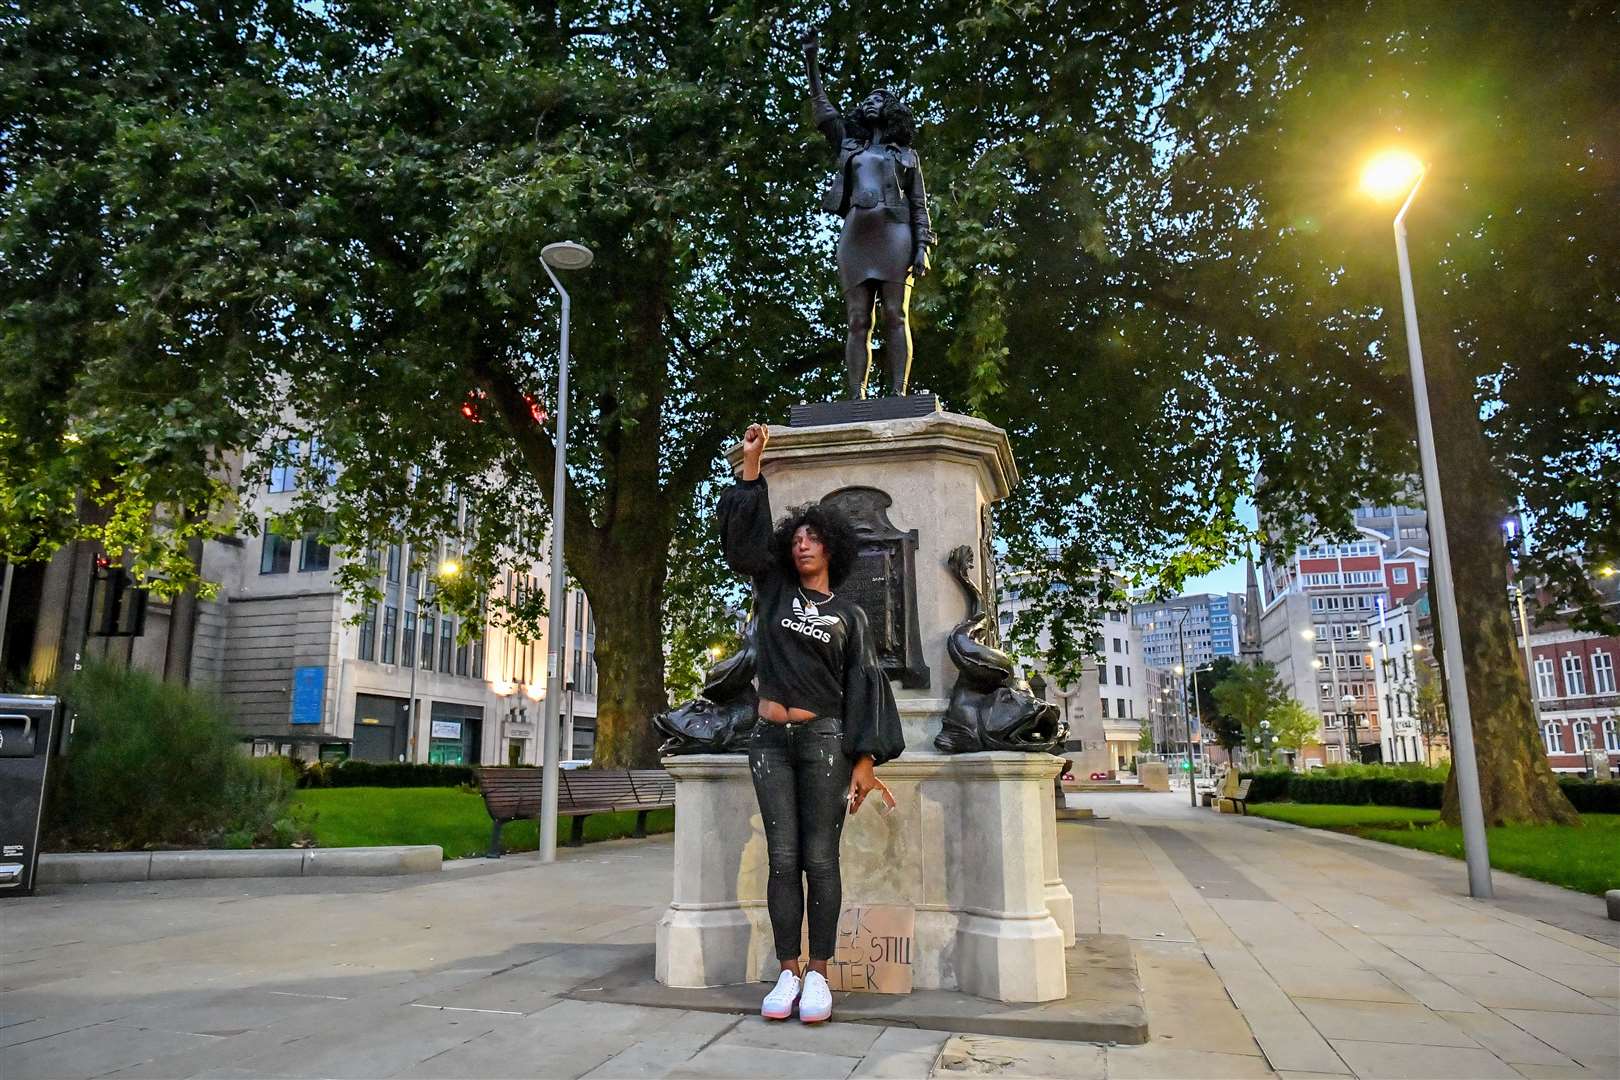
left=584, top=566, right=668, bottom=768
left=1424, top=336, right=1579, bottom=826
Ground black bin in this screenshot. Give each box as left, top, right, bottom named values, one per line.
left=0, top=694, right=61, bottom=897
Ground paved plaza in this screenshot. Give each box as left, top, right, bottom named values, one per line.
left=3, top=791, right=1616, bottom=1079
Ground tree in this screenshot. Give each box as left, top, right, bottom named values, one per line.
left=1193, top=656, right=1242, bottom=753
left=1212, top=660, right=1288, bottom=756
left=1266, top=699, right=1322, bottom=762
left=1415, top=677, right=1449, bottom=767
left=1137, top=719, right=1153, bottom=754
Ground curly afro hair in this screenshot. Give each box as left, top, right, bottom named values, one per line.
left=771, top=501, right=861, bottom=589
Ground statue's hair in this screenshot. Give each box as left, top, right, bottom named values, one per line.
left=772, top=501, right=861, bottom=588
left=857, top=88, right=915, bottom=147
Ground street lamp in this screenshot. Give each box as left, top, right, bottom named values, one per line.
left=406, top=557, right=460, bottom=763
left=537, top=240, right=593, bottom=864
left=1361, top=150, right=1492, bottom=899
left=1174, top=608, right=1196, bottom=806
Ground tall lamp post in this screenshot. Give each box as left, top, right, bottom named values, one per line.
left=1174, top=608, right=1196, bottom=805
left=537, top=240, right=594, bottom=864
left=1361, top=150, right=1492, bottom=899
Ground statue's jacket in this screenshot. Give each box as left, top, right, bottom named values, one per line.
left=812, top=93, right=938, bottom=250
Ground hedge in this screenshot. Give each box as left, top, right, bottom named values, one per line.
left=1241, top=770, right=1619, bottom=814
left=296, top=760, right=478, bottom=789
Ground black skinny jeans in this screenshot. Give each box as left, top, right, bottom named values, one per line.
left=748, top=716, right=854, bottom=962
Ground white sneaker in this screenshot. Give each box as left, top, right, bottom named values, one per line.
left=761, top=969, right=801, bottom=1020
left=798, top=970, right=833, bottom=1024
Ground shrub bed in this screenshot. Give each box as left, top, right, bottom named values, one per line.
left=296, top=760, right=478, bottom=789
left=45, top=662, right=298, bottom=850
left=1242, top=768, right=1619, bottom=814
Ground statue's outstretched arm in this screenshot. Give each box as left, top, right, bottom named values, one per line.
left=801, top=30, right=843, bottom=150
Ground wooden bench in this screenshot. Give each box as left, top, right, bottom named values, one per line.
left=475, top=767, right=677, bottom=857
left=1230, top=778, right=1253, bottom=815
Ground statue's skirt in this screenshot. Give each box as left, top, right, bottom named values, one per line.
left=838, top=202, right=913, bottom=294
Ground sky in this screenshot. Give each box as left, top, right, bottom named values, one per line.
left=1177, top=495, right=1259, bottom=598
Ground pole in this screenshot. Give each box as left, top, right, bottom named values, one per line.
left=538, top=261, right=572, bottom=864
left=1393, top=172, right=1493, bottom=898
left=406, top=560, right=420, bottom=764
left=1175, top=608, right=1195, bottom=803
left=1514, top=582, right=1540, bottom=715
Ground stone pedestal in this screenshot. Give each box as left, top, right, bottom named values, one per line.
left=655, top=751, right=1070, bottom=1002
left=656, top=409, right=1072, bottom=1004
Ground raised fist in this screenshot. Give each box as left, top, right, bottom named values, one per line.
left=800, top=29, right=818, bottom=56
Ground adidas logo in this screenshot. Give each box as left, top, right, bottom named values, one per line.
left=783, top=597, right=841, bottom=642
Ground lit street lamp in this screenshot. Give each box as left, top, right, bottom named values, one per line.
left=537, top=240, right=593, bottom=864
left=1361, top=150, right=1492, bottom=899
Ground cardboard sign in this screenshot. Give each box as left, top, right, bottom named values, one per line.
left=802, top=904, right=915, bottom=994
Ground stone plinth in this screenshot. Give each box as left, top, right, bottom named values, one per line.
left=724, top=411, right=1016, bottom=750
left=656, top=751, right=1071, bottom=1003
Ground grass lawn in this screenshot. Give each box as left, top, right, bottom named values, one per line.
left=291, top=787, right=675, bottom=860
left=1250, top=802, right=1620, bottom=896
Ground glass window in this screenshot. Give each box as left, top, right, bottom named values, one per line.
left=1543, top=722, right=1563, bottom=754
left=1100, top=697, right=1110, bottom=718
left=1536, top=657, right=1556, bottom=699
left=300, top=527, right=331, bottom=571
left=472, top=635, right=485, bottom=680
left=441, top=618, right=454, bottom=671
left=1572, top=721, right=1592, bottom=753
left=1604, top=719, right=1619, bottom=753
left=402, top=611, right=417, bottom=668
left=420, top=614, right=435, bottom=671
left=1562, top=655, right=1586, bottom=697
left=1592, top=652, right=1615, bottom=695
left=268, top=439, right=302, bottom=492
left=1099, top=665, right=1108, bottom=686
left=457, top=638, right=470, bottom=677
left=386, top=544, right=401, bottom=583
left=1115, top=664, right=1124, bottom=686
left=307, top=438, right=336, bottom=485
left=260, top=532, right=292, bottom=574
left=1392, top=566, right=1409, bottom=584
left=358, top=602, right=377, bottom=662
left=381, top=605, right=398, bottom=664
left=1117, top=697, right=1127, bottom=718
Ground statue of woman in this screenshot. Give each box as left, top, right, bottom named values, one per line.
left=802, top=31, right=937, bottom=400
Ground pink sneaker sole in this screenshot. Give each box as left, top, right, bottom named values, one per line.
left=761, top=996, right=798, bottom=1020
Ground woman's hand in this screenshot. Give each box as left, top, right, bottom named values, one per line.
left=848, top=757, right=895, bottom=815
left=800, top=29, right=818, bottom=58
left=741, top=423, right=769, bottom=480
left=911, top=246, right=930, bottom=279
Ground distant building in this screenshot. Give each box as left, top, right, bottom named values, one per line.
left=1258, top=498, right=1431, bottom=764
left=1130, top=593, right=1246, bottom=672
left=1525, top=574, right=1620, bottom=774
left=1365, top=594, right=1448, bottom=764
left=0, top=442, right=598, bottom=766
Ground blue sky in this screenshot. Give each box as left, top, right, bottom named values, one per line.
left=1178, top=495, right=1259, bottom=597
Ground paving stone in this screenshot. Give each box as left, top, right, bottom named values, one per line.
left=848, top=1047, right=941, bottom=1078
left=722, top=1015, right=886, bottom=1056
left=865, top=1027, right=949, bottom=1056
left=1397, top=949, right=1535, bottom=977
left=1106, top=1044, right=1278, bottom=1078
left=1436, top=1010, right=1578, bottom=1066
left=1533, top=964, right=1620, bottom=1001
left=665, top=1042, right=860, bottom=1079
left=1328, top=1038, right=1520, bottom=1078
left=1381, top=933, right=1490, bottom=955
left=1509, top=1065, right=1612, bottom=1078
left=1492, top=1009, right=1620, bottom=1065
left=1264, top=965, right=1417, bottom=1005
left=1293, top=998, right=1480, bottom=1048
left=1439, top=973, right=1615, bottom=1015
left=932, top=1034, right=1105, bottom=1078
left=576, top=1011, right=740, bottom=1079
left=0, top=1020, right=219, bottom=1080
left=1200, top=946, right=1351, bottom=1074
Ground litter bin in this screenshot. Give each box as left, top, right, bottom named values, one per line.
left=0, top=694, right=62, bottom=897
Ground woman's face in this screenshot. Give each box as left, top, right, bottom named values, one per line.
left=857, top=92, right=885, bottom=124
left=792, top=525, right=829, bottom=580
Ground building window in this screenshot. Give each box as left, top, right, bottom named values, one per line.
left=1592, top=652, right=1615, bottom=695
left=1604, top=719, right=1619, bottom=753
left=402, top=610, right=417, bottom=668
left=457, top=634, right=470, bottom=676
left=260, top=532, right=293, bottom=574
left=1543, top=722, right=1563, bottom=754
left=1562, top=655, right=1586, bottom=697
left=386, top=544, right=401, bottom=583
left=300, top=527, right=331, bottom=571
left=472, top=635, right=485, bottom=680
left=1117, top=696, right=1126, bottom=718
left=1392, top=566, right=1409, bottom=584
left=1536, top=657, right=1556, bottom=699
left=381, top=605, right=398, bottom=664
left=1101, top=697, right=1110, bottom=718
left=267, top=439, right=301, bottom=492
left=1115, top=664, right=1125, bottom=686
left=1099, top=665, right=1108, bottom=686
left=358, top=602, right=377, bottom=662
left=1572, top=721, right=1593, bottom=753
left=420, top=614, right=434, bottom=671
left=440, top=618, right=454, bottom=671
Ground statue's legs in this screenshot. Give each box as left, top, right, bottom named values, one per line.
left=878, top=280, right=913, bottom=396
left=845, top=285, right=877, bottom=399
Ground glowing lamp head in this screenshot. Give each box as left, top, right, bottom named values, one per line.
left=1360, top=151, right=1424, bottom=200
left=439, top=559, right=460, bottom=577
left=1601, top=565, right=1617, bottom=577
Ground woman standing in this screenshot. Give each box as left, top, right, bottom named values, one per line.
left=718, top=423, right=905, bottom=1024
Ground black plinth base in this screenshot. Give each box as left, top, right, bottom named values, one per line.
left=789, top=393, right=943, bottom=427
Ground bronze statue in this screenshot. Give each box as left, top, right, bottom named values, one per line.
left=802, top=30, right=936, bottom=400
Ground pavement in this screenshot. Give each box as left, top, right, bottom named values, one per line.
left=3, top=790, right=1616, bottom=1079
